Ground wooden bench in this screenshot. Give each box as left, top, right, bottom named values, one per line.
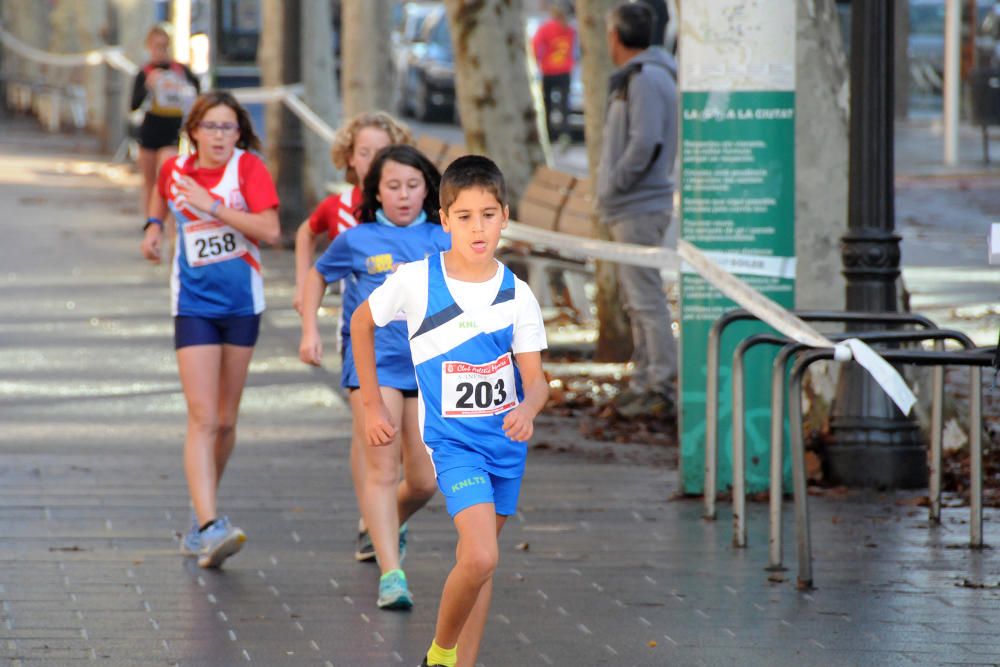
left=504, top=168, right=596, bottom=321
left=415, top=135, right=449, bottom=167
left=438, top=143, right=468, bottom=172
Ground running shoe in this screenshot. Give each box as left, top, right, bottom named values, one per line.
left=197, top=516, right=246, bottom=569
left=355, top=523, right=376, bottom=562
left=377, top=569, right=413, bottom=610
left=180, top=509, right=200, bottom=556
left=419, top=659, right=445, bottom=667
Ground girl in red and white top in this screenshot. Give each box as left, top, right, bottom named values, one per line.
left=141, top=91, right=280, bottom=569
left=292, top=111, right=413, bottom=314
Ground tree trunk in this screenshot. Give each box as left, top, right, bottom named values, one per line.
left=340, top=0, right=394, bottom=118
left=300, top=0, right=339, bottom=207
left=795, top=0, right=848, bottom=313
left=576, top=0, right=632, bottom=362
left=259, top=0, right=306, bottom=237
left=443, top=0, right=546, bottom=206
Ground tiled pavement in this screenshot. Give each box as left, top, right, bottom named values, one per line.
left=2, top=116, right=1000, bottom=666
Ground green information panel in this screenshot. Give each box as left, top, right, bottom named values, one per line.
left=680, top=91, right=796, bottom=494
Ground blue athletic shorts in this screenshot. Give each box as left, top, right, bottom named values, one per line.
left=436, top=466, right=522, bottom=518
left=174, top=315, right=261, bottom=349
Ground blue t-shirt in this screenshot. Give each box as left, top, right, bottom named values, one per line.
left=314, top=221, right=451, bottom=389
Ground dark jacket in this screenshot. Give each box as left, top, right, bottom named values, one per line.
left=596, top=48, right=678, bottom=221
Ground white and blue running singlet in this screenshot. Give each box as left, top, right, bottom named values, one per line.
left=167, top=148, right=264, bottom=317
left=410, top=253, right=526, bottom=478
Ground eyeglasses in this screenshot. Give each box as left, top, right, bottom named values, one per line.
left=197, top=121, right=240, bottom=134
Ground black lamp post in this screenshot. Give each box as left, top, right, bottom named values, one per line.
left=826, top=0, right=926, bottom=488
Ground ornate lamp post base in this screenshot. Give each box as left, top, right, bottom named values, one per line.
left=828, top=366, right=926, bottom=488
left=827, top=0, right=925, bottom=489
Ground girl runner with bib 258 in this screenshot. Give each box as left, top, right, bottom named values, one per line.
left=140, top=91, right=280, bottom=569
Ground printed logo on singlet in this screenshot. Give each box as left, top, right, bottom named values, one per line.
left=366, top=253, right=395, bottom=274
left=228, top=189, right=248, bottom=211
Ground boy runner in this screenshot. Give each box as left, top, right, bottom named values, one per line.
left=350, top=156, right=549, bottom=667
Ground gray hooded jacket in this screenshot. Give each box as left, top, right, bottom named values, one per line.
left=596, top=47, right=678, bottom=221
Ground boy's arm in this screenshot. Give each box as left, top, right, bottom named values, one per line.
left=350, top=300, right=397, bottom=447
left=502, top=351, right=549, bottom=442
left=293, top=219, right=321, bottom=315
left=298, top=267, right=328, bottom=366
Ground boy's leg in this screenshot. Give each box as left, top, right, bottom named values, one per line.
left=356, top=387, right=405, bottom=572
left=397, top=396, right=437, bottom=525
left=454, top=514, right=507, bottom=667
left=433, top=503, right=499, bottom=650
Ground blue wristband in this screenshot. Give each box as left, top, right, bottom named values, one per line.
left=210, top=199, right=222, bottom=215
left=143, top=217, right=163, bottom=231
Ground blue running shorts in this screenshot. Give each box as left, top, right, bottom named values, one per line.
left=174, top=315, right=261, bottom=349
left=436, top=466, right=523, bottom=518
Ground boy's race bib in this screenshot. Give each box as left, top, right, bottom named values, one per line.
left=183, top=219, right=248, bottom=268
left=441, top=353, right=519, bottom=418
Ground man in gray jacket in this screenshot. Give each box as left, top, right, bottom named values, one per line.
left=598, top=1, right=678, bottom=418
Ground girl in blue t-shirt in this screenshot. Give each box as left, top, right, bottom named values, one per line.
left=299, top=144, right=450, bottom=610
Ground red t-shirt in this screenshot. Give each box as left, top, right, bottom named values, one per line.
left=532, top=20, right=575, bottom=76
left=307, top=186, right=362, bottom=240
left=157, top=151, right=280, bottom=214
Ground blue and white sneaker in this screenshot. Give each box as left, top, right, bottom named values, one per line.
left=377, top=569, right=413, bottom=610
left=180, top=509, right=200, bottom=556
left=197, top=516, right=246, bottom=569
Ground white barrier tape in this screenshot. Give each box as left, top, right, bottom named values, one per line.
left=677, top=239, right=916, bottom=414
left=281, top=92, right=338, bottom=145
left=229, top=84, right=302, bottom=104
left=504, top=221, right=916, bottom=414
left=696, top=251, right=797, bottom=280
left=102, top=48, right=138, bottom=76
left=504, top=221, right=681, bottom=278
left=0, top=25, right=137, bottom=74
left=837, top=338, right=917, bottom=415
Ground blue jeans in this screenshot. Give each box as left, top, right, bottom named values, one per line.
left=605, top=210, right=678, bottom=395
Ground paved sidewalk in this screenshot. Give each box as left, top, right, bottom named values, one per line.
left=1, top=114, right=1000, bottom=667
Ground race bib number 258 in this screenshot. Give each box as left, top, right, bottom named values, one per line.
left=183, top=219, right=247, bottom=268
left=441, top=353, right=518, bottom=418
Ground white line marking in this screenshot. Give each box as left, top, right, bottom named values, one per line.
left=645, top=575, right=657, bottom=585
left=135, top=585, right=143, bottom=595
left=218, top=611, right=228, bottom=623
left=753, top=603, right=766, bottom=612
left=569, top=568, right=582, bottom=576
left=631, top=511, right=643, bottom=522
left=126, top=569, right=135, bottom=579
left=496, top=614, right=510, bottom=624
left=809, top=639, right=826, bottom=649
left=781, top=619, right=792, bottom=627
left=639, top=616, right=652, bottom=627
left=270, top=555, right=279, bottom=566
left=105, top=519, right=113, bottom=531
left=373, top=631, right=384, bottom=644
left=310, top=640, right=320, bottom=651
left=516, top=632, right=531, bottom=645
left=149, top=618, right=160, bottom=631
left=557, top=606, right=569, bottom=616
left=228, top=630, right=237, bottom=641
left=343, top=595, right=354, bottom=605
left=80, top=628, right=88, bottom=640
left=696, top=609, right=710, bottom=619
left=724, top=628, right=735, bottom=638
left=197, top=576, right=206, bottom=587
left=329, top=578, right=339, bottom=589
left=360, top=613, right=370, bottom=623
left=268, top=585, right=280, bottom=597
left=605, top=645, right=619, bottom=655
left=664, top=634, right=678, bottom=645
left=207, top=593, right=217, bottom=604
left=391, top=652, right=404, bottom=663
left=143, top=601, right=151, bottom=613
left=537, top=589, right=548, bottom=601
left=577, top=623, right=592, bottom=635
left=803, top=594, right=815, bottom=602
left=257, top=570, right=266, bottom=580
left=591, top=582, right=604, bottom=592
left=724, top=585, right=738, bottom=595
left=291, top=531, right=300, bottom=543
left=243, top=649, right=251, bottom=661
left=539, top=653, right=554, bottom=665
left=295, top=622, right=304, bottom=633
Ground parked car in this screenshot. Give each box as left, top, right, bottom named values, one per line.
left=394, top=5, right=586, bottom=137
left=396, top=5, right=456, bottom=122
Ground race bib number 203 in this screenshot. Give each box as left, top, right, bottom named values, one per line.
left=441, top=353, right=519, bottom=418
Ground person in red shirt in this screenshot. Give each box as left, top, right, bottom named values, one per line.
left=293, top=112, right=413, bottom=314
left=532, top=2, right=576, bottom=142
